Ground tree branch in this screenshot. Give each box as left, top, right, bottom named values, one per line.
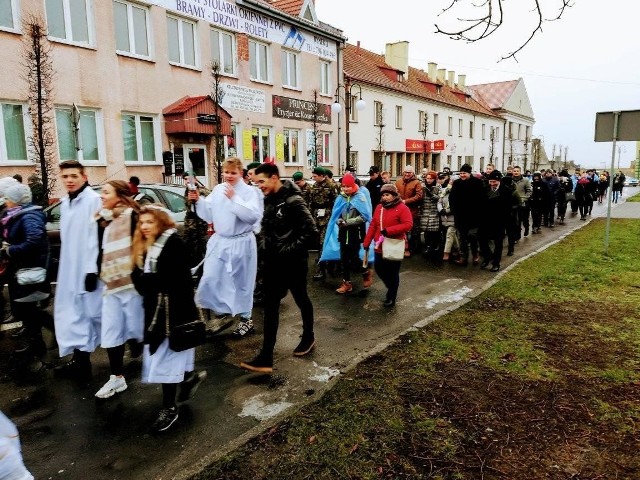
left=435, top=0, right=574, bottom=61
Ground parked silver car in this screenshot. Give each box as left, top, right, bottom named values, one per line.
left=45, top=184, right=189, bottom=277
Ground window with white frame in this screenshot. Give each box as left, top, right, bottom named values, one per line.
left=225, top=124, right=238, bottom=157
left=113, top=0, right=151, bottom=58
left=395, top=106, right=402, bottom=129
left=525, top=125, right=531, bottom=141
left=281, top=49, right=299, bottom=89
left=433, top=113, right=439, bottom=134
left=319, top=61, right=330, bottom=96
left=283, top=129, right=300, bottom=163
left=122, top=113, right=158, bottom=162
left=418, top=110, right=427, bottom=132
left=517, top=123, right=522, bottom=140
left=374, top=101, right=383, bottom=126
left=348, top=95, right=358, bottom=122
left=469, top=121, right=474, bottom=139
left=55, top=106, right=102, bottom=162
left=249, top=39, right=270, bottom=82
left=252, top=126, right=271, bottom=162
left=45, top=0, right=92, bottom=45
left=481, top=123, right=486, bottom=140
left=0, top=103, right=28, bottom=162
left=0, top=0, right=18, bottom=30
left=167, top=15, right=197, bottom=68
left=210, top=28, right=235, bottom=75
left=458, top=118, right=463, bottom=137
left=447, top=116, right=453, bottom=136
left=317, top=131, right=330, bottom=164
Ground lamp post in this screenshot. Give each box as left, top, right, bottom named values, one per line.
left=331, top=79, right=366, bottom=171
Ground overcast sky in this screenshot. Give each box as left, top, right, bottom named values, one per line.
left=315, top=0, right=640, bottom=170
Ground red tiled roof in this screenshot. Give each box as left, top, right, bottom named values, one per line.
left=468, top=80, right=519, bottom=110
left=163, top=96, right=209, bottom=115
left=269, top=0, right=305, bottom=16
left=344, top=43, right=499, bottom=119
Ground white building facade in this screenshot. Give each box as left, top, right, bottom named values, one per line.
left=338, top=42, right=505, bottom=177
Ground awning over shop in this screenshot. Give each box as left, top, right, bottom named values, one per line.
left=163, top=95, right=232, bottom=136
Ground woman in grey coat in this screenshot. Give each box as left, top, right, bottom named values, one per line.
left=419, top=171, right=441, bottom=260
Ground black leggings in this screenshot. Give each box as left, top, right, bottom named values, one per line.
left=107, top=344, right=125, bottom=376
left=373, top=253, right=402, bottom=302
left=339, top=241, right=362, bottom=282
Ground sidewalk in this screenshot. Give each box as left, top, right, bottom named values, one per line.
left=1, top=189, right=637, bottom=480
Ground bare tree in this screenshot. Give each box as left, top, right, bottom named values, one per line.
left=22, top=13, right=56, bottom=204
left=523, top=134, right=530, bottom=171
left=489, top=127, right=496, bottom=165
left=435, top=0, right=574, bottom=61
left=419, top=109, right=430, bottom=170
left=211, top=61, right=225, bottom=186
left=375, top=104, right=385, bottom=172
left=532, top=138, right=540, bottom=171
left=563, top=146, right=568, bottom=169
left=550, top=144, right=557, bottom=171
left=308, top=90, right=321, bottom=168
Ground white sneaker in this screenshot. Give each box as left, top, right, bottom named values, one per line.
left=95, top=375, right=127, bottom=399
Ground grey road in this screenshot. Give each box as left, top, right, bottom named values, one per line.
left=1, top=189, right=637, bottom=480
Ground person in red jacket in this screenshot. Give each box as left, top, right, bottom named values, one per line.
left=363, top=184, right=413, bottom=308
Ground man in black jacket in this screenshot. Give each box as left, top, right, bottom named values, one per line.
left=365, top=166, right=384, bottom=209
left=240, top=163, right=319, bottom=374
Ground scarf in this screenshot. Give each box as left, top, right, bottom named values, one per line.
left=1, top=206, right=22, bottom=239
left=101, top=207, right=135, bottom=293
left=144, top=228, right=177, bottom=274
left=381, top=196, right=402, bottom=209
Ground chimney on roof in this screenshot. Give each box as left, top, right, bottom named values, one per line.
left=457, top=74, right=466, bottom=89
left=357, top=40, right=360, bottom=50
left=427, top=62, right=437, bottom=81
left=385, top=41, right=409, bottom=80
left=447, top=71, right=455, bottom=87
left=437, top=68, right=446, bottom=83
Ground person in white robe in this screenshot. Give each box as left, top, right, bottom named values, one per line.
left=53, top=161, right=102, bottom=381
left=188, top=158, right=263, bottom=337
left=0, top=410, right=33, bottom=480
left=93, top=180, right=144, bottom=399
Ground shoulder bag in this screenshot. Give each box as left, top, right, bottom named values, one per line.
left=160, top=294, right=206, bottom=352
left=380, top=208, right=405, bottom=261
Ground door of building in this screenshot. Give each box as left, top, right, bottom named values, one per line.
left=184, top=144, right=207, bottom=186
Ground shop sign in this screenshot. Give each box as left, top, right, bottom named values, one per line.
left=221, top=84, right=266, bottom=113
left=405, top=139, right=431, bottom=152
left=272, top=95, right=331, bottom=124
left=433, top=139, right=446, bottom=151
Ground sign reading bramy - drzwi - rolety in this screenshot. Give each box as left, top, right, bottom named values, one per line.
left=154, top=0, right=337, bottom=60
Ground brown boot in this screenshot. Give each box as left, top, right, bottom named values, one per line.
left=336, top=280, right=353, bottom=294
left=362, top=270, right=373, bottom=289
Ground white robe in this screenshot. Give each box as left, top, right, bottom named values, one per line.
left=194, top=181, right=263, bottom=315
left=53, top=187, right=103, bottom=357
left=0, top=411, right=33, bottom=480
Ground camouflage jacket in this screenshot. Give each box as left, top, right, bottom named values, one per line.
left=309, top=179, right=338, bottom=228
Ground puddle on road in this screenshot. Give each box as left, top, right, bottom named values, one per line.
left=238, top=394, right=293, bottom=421
left=421, top=286, right=473, bottom=309
left=308, top=362, right=340, bottom=382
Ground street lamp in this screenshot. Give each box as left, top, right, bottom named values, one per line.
left=331, top=79, right=366, bottom=171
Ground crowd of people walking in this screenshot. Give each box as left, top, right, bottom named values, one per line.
left=0, top=157, right=628, bottom=476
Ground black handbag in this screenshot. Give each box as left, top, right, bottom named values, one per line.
left=158, top=294, right=206, bottom=352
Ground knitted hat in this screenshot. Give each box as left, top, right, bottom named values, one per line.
left=292, top=171, right=304, bottom=181
left=380, top=183, right=398, bottom=196
left=4, top=183, right=32, bottom=205
left=403, top=165, right=414, bottom=173
left=341, top=173, right=356, bottom=187
left=0, top=177, right=18, bottom=197
left=312, top=166, right=326, bottom=176
left=460, top=164, right=473, bottom=173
